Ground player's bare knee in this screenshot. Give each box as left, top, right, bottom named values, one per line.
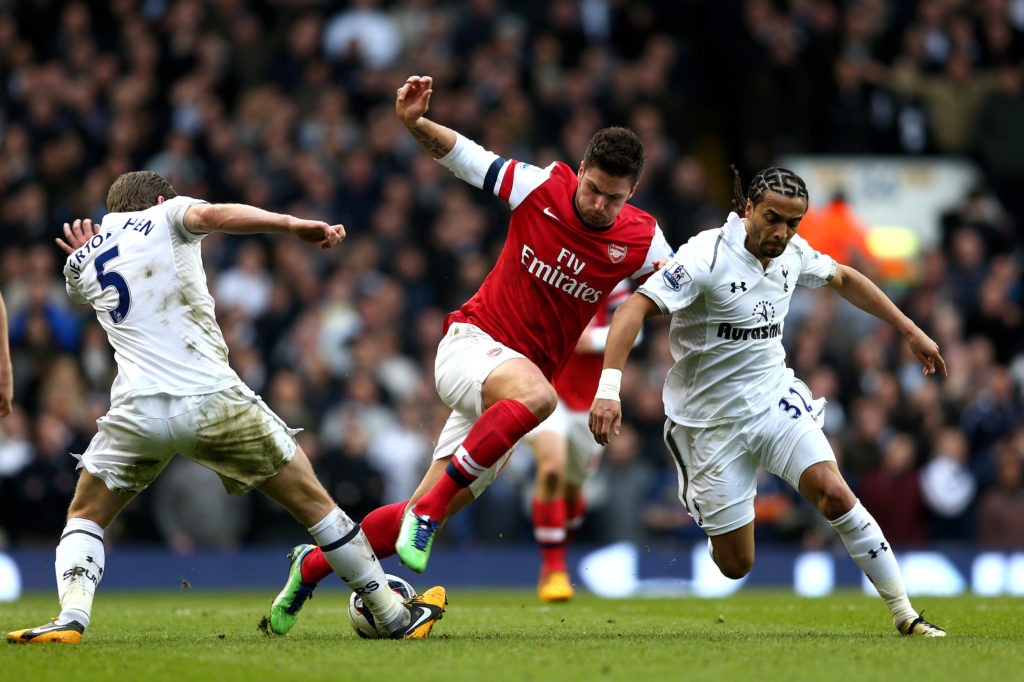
left=717, top=556, right=753, bottom=580
left=531, top=384, right=559, bottom=419
left=536, top=466, right=562, bottom=492
left=514, top=383, right=557, bottom=419
left=816, top=481, right=856, bottom=520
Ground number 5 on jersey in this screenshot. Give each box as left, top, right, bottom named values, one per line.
left=95, top=246, right=131, bottom=324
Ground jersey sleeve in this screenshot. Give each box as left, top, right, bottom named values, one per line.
left=436, top=133, right=552, bottom=209
left=791, top=234, right=838, bottom=288
left=628, top=224, right=674, bottom=281
left=164, top=196, right=210, bottom=244
left=64, top=268, right=88, bottom=304
left=63, top=236, right=98, bottom=305
left=637, top=239, right=706, bottom=314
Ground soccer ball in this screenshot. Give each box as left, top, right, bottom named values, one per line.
left=348, top=574, right=417, bottom=638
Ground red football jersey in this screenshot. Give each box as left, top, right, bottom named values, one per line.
left=440, top=142, right=671, bottom=379
left=553, top=280, right=633, bottom=411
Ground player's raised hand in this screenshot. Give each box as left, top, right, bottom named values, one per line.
left=57, top=219, right=100, bottom=254
left=289, top=220, right=346, bottom=249
left=396, top=75, right=433, bottom=126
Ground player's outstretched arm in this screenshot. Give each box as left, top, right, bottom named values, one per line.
left=183, top=204, right=345, bottom=249
left=827, top=263, right=947, bottom=376
left=396, top=75, right=457, bottom=159
left=589, top=293, right=661, bottom=446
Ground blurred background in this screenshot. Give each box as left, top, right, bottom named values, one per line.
left=1, top=0, right=1022, bottom=596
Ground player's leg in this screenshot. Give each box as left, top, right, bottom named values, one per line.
left=407, top=356, right=553, bottom=522
left=8, top=397, right=173, bottom=645
left=398, top=325, right=554, bottom=572
left=765, top=385, right=945, bottom=638
left=355, top=456, right=480, bottom=560
left=7, top=470, right=136, bottom=645
left=796, top=457, right=945, bottom=637
left=259, top=445, right=445, bottom=638
left=565, top=484, right=587, bottom=537
left=664, top=419, right=759, bottom=579
left=185, top=386, right=443, bottom=639
left=528, top=427, right=571, bottom=601
left=705, top=524, right=756, bottom=578
left=267, top=410, right=482, bottom=634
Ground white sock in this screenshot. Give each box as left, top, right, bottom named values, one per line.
left=830, top=500, right=916, bottom=627
left=307, top=507, right=407, bottom=635
left=54, top=518, right=105, bottom=629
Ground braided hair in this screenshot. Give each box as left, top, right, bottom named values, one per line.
left=730, top=165, right=808, bottom=217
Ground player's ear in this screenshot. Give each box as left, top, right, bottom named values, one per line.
left=156, top=195, right=166, bottom=205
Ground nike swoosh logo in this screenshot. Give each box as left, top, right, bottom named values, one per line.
left=542, top=206, right=561, bottom=222
left=26, top=621, right=84, bottom=635
left=405, top=605, right=435, bottom=633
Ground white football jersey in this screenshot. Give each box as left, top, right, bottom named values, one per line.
left=64, top=196, right=240, bottom=401
left=639, top=212, right=837, bottom=427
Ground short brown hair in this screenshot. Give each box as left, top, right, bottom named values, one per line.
left=106, top=171, right=178, bottom=212
left=582, top=127, right=646, bottom=186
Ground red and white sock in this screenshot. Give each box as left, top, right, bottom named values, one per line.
left=533, top=497, right=568, bottom=575
left=566, top=494, right=586, bottom=536
left=413, top=399, right=539, bottom=520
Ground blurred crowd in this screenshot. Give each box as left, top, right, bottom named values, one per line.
left=1, top=0, right=1023, bottom=555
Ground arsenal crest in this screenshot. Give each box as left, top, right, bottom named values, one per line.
left=607, top=243, right=627, bottom=263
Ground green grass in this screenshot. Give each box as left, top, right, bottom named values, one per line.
left=3, top=589, right=1022, bottom=682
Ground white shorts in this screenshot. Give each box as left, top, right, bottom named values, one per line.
left=76, top=384, right=299, bottom=495
left=432, top=323, right=528, bottom=497
left=663, top=377, right=831, bottom=536
left=525, top=399, right=602, bottom=486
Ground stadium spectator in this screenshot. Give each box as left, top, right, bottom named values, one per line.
left=7, top=172, right=446, bottom=644
left=919, top=426, right=977, bottom=542
left=975, top=430, right=1024, bottom=548
left=797, top=191, right=877, bottom=276
left=588, top=422, right=656, bottom=545
left=589, top=166, right=947, bottom=636
left=152, top=457, right=251, bottom=555
left=858, top=432, right=930, bottom=545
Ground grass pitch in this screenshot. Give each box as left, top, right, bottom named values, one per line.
left=3, top=589, right=1022, bottom=682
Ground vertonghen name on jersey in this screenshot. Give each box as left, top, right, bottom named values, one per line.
left=65, top=216, right=157, bottom=280
left=520, top=244, right=603, bottom=303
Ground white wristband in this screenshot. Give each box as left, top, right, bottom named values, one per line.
left=594, top=368, right=622, bottom=401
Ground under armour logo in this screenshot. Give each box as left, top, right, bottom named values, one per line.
left=867, top=542, right=889, bottom=559
left=730, top=282, right=747, bottom=293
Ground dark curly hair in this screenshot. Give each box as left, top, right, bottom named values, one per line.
left=582, top=127, right=646, bottom=186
